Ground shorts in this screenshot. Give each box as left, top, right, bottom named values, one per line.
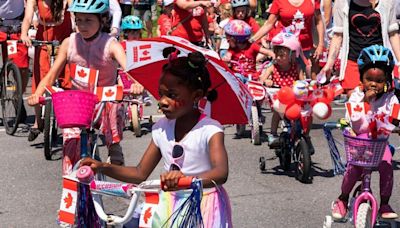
left=342, top=59, right=360, bottom=90
left=133, top=8, right=152, bottom=22
left=0, top=31, right=28, bottom=68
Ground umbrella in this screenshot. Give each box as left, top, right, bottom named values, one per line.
left=125, top=35, right=252, bottom=124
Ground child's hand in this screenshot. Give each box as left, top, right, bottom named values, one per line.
left=263, top=79, right=274, bottom=87
left=80, top=157, right=104, bottom=173
left=160, top=170, right=185, bottom=191
left=27, top=94, right=40, bottom=106
left=364, top=89, right=378, bottom=102
left=130, top=83, right=144, bottom=95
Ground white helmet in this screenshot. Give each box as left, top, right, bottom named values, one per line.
left=163, top=0, right=174, bottom=6
left=231, top=0, right=249, bottom=8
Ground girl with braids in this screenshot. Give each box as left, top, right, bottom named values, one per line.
left=80, top=48, right=233, bottom=228
left=21, top=0, right=73, bottom=141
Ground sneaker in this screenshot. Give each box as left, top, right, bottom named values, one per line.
left=304, top=135, right=315, bottom=155
left=108, top=144, right=125, bottom=165
left=331, top=200, right=348, bottom=220
left=143, top=96, right=152, bottom=106
left=379, top=204, right=398, bottom=219
left=268, top=134, right=279, bottom=146
left=28, top=127, right=42, bottom=142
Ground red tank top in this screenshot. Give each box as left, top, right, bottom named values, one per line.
left=272, top=62, right=299, bottom=87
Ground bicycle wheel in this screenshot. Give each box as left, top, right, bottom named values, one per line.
left=43, top=99, right=57, bottom=160
left=295, top=138, right=311, bottom=183
left=278, top=132, right=291, bottom=171
left=355, top=203, right=372, bottom=228
left=1, top=62, right=22, bottom=135
left=130, top=103, right=142, bottom=137
left=251, top=105, right=261, bottom=145
left=259, top=156, right=266, bottom=172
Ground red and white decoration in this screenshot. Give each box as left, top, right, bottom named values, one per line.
left=96, top=85, right=124, bottom=102
left=139, top=193, right=160, bottom=228
left=58, top=178, right=78, bottom=225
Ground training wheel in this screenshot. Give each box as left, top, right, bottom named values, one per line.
left=323, top=215, right=333, bottom=228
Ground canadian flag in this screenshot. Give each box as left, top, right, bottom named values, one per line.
left=96, top=85, right=124, bottom=101
left=7, top=41, right=17, bottom=55
left=328, top=77, right=344, bottom=97
left=133, top=44, right=152, bottom=63
left=139, top=193, right=159, bottom=228
left=58, top=178, right=78, bottom=225
left=345, top=102, right=370, bottom=117
left=70, top=64, right=99, bottom=87
left=390, top=103, right=400, bottom=120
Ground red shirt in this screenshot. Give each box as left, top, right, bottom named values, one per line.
left=171, top=5, right=205, bottom=42
left=228, top=42, right=261, bottom=80
left=158, top=14, right=172, bottom=36
left=269, top=0, right=320, bottom=51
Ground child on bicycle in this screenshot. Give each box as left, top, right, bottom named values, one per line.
left=331, top=45, right=399, bottom=220
left=259, top=30, right=316, bottom=153
left=27, top=0, right=138, bottom=168
left=81, top=49, right=232, bottom=227
left=120, top=15, right=152, bottom=106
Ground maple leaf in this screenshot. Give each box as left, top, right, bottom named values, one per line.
left=77, top=69, right=87, bottom=78
left=143, top=207, right=152, bottom=224
left=353, top=104, right=363, bottom=112
left=9, top=46, right=14, bottom=53
left=64, top=192, right=73, bottom=209
left=142, top=50, right=149, bottom=56
left=105, top=89, right=115, bottom=97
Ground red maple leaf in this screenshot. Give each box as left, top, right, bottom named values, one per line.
left=64, top=192, right=73, bottom=209
left=353, top=104, right=363, bottom=112
left=9, top=46, right=14, bottom=53
left=105, top=89, right=115, bottom=97
left=376, top=113, right=385, bottom=122
left=143, top=207, right=152, bottom=224
left=142, top=50, right=149, bottom=56
left=77, top=69, right=87, bottom=78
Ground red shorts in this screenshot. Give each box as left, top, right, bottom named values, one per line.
left=342, top=60, right=361, bottom=90
left=0, top=32, right=28, bottom=68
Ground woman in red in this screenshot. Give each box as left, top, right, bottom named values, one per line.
left=170, top=0, right=213, bottom=45
left=250, top=0, right=324, bottom=79
left=21, top=0, right=73, bottom=141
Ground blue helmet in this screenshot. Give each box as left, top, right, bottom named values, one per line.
left=231, top=0, right=249, bottom=8
left=121, top=15, right=143, bottom=31
left=68, top=0, right=109, bottom=14
left=357, top=45, right=394, bottom=77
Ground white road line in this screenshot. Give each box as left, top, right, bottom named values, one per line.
left=0, top=128, right=4, bottom=132
left=332, top=107, right=345, bottom=111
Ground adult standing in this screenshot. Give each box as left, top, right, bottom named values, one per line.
left=250, top=0, right=325, bottom=78
left=21, top=0, right=73, bottom=142
left=320, top=0, right=400, bottom=93
left=0, top=0, right=30, bottom=122
left=133, top=0, right=154, bottom=37
left=170, top=0, right=213, bottom=45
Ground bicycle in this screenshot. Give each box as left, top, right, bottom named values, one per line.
left=31, top=39, right=60, bottom=160
left=0, top=22, right=24, bottom=135
left=322, top=122, right=397, bottom=228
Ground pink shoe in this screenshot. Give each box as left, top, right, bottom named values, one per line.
left=331, top=200, right=348, bottom=220
left=379, top=204, right=398, bottom=219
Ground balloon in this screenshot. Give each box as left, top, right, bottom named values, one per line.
left=277, top=86, right=295, bottom=105
left=273, top=99, right=287, bottom=114
left=312, top=102, right=332, bottom=119
left=293, top=80, right=309, bottom=100
left=285, top=103, right=301, bottom=120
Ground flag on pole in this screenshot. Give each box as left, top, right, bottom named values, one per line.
left=345, top=102, right=370, bottom=117
left=59, top=178, right=78, bottom=225
left=70, top=64, right=99, bottom=88
left=96, top=85, right=124, bottom=101
left=139, top=193, right=159, bottom=228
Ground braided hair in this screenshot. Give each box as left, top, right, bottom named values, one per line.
left=162, top=47, right=218, bottom=102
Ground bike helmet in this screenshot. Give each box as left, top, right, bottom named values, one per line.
left=121, top=15, right=143, bottom=31
left=231, top=0, right=249, bottom=7
left=68, top=0, right=109, bottom=14
left=357, top=45, right=394, bottom=77
left=163, top=0, right=174, bottom=6
left=224, top=19, right=252, bottom=42
left=271, top=30, right=301, bottom=57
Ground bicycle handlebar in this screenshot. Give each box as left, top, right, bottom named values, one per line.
left=30, top=39, right=60, bottom=47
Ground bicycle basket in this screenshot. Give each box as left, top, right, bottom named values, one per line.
left=343, top=133, right=387, bottom=167
left=52, top=90, right=98, bottom=128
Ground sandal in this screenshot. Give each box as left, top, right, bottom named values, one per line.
left=28, top=128, right=41, bottom=142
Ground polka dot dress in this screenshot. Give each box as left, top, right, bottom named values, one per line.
left=272, top=62, right=299, bottom=87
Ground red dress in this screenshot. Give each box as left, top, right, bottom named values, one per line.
left=271, top=62, right=299, bottom=87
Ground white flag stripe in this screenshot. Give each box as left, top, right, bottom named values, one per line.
left=59, top=189, right=77, bottom=214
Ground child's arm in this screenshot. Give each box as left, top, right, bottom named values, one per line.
left=156, top=24, right=161, bottom=37
left=298, top=65, right=305, bottom=80
left=27, top=38, right=69, bottom=105
left=259, top=65, right=274, bottom=87
left=259, top=46, right=275, bottom=59
left=110, top=39, right=127, bottom=70
left=81, top=140, right=162, bottom=184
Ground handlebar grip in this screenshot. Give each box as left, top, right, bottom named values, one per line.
left=161, top=176, right=195, bottom=191
left=77, top=166, right=94, bottom=184
left=323, top=122, right=340, bottom=130
left=38, top=96, right=51, bottom=105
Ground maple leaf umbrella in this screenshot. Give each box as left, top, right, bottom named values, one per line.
left=125, top=36, right=252, bottom=124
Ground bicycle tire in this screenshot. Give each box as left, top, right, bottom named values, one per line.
left=278, top=132, right=291, bottom=171
left=355, top=203, right=372, bottom=228
left=259, top=156, right=266, bottom=171
left=43, top=99, right=57, bottom=160
left=1, top=62, right=22, bottom=135
left=130, top=103, right=142, bottom=137
left=251, top=105, right=261, bottom=145
left=295, top=138, right=312, bottom=183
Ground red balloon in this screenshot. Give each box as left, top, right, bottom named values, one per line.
left=324, top=88, right=335, bottom=102
left=285, top=103, right=301, bottom=120
left=278, top=86, right=295, bottom=105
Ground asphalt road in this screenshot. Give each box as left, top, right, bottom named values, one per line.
left=1, top=97, right=400, bottom=227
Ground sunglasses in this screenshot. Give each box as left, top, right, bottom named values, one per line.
left=170, top=144, right=184, bottom=171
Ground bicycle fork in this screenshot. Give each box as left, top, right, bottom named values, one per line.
left=352, top=169, right=378, bottom=225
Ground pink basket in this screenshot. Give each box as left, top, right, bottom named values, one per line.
left=343, top=133, right=387, bottom=168
left=52, top=90, right=98, bottom=128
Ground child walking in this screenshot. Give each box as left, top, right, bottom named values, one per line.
left=27, top=0, right=129, bottom=169
left=331, top=45, right=399, bottom=220
left=81, top=49, right=232, bottom=227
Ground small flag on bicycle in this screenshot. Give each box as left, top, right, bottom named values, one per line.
left=345, top=102, right=370, bottom=117
left=58, top=178, right=78, bottom=225
left=96, top=85, right=124, bottom=101
left=70, top=64, right=99, bottom=88
left=139, top=192, right=159, bottom=228
left=390, top=103, right=400, bottom=120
